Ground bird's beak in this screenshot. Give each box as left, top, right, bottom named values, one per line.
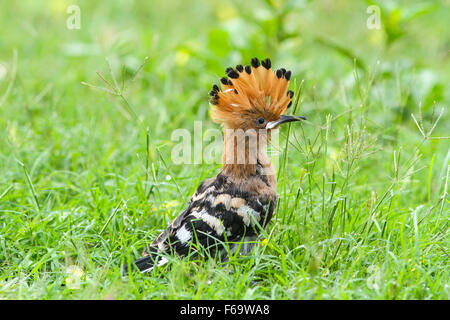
left=266, top=115, right=306, bottom=129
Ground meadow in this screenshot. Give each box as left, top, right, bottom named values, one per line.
left=0, top=0, right=448, bottom=299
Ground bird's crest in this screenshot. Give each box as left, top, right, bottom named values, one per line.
left=209, top=58, right=294, bottom=127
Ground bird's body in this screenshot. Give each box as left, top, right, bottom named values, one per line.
left=134, top=165, right=277, bottom=273
left=126, top=58, right=305, bottom=273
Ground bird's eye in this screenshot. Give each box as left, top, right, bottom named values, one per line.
left=257, top=117, right=266, bottom=125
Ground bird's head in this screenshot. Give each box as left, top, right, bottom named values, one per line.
left=209, top=58, right=306, bottom=131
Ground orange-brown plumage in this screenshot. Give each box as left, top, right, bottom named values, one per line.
left=209, top=58, right=294, bottom=129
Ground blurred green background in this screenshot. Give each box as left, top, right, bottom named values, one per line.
left=0, top=0, right=448, bottom=299
left=1, top=0, right=448, bottom=159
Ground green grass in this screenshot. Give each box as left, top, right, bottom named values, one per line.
left=0, top=0, right=448, bottom=299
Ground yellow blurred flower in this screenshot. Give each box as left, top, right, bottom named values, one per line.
left=48, top=0, right=69, bottom=14
left=67, top=265, right=84, bottom=277
left=175, top=49, right=190, bottom=66
left=215, top=3, right=238, bottom=21
left=65, top=265, right=84, bottom=290
left=163, top=200, right=179, bottom=208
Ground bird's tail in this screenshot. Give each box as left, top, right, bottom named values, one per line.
left=123, top=246, right=168, bottom=274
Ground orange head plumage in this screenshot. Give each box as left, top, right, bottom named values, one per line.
left=209, top=57, right=305, bottom=130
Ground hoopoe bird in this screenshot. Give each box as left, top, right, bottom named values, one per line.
left=125, top=58, right=306, bottom=273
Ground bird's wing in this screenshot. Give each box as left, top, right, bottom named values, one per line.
left=153, top=173, right=276, bottom=254
left=128, top=173, right=277, bottom=273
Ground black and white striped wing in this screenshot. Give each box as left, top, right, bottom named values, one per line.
left=151, top=173, right=277, bottom=258
left=126, top=173, right=277, bottom=273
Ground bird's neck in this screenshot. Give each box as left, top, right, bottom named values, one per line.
left=220, top=128, right=276, bottom=189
